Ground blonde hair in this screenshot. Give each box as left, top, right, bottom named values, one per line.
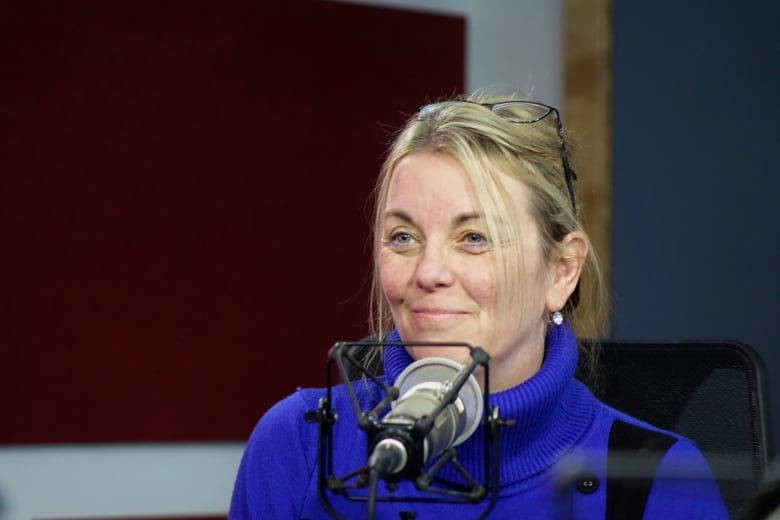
left=367, top=93, right=606, bottom=371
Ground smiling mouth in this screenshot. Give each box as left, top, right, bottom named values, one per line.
left=411, top=309, right=468, bottom=321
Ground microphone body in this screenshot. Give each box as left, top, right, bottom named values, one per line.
left=366, top=357, right=483, bottom=481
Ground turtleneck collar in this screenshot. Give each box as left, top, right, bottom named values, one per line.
left=382, top=320, right=596, bottom=486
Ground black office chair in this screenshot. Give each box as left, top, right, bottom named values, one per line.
left=578, top=340, right=774, bottom=518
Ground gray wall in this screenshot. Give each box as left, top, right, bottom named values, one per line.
left=612, top=0, right=780, bottom=453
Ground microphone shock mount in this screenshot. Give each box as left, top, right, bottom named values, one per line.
left=304, top=340, right=515, bottom=520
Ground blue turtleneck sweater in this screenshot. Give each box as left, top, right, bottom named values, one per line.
left=230, top=323, right=727, bottom=519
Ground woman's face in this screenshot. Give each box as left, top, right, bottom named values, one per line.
left=378, top=151, right=555, bottom=390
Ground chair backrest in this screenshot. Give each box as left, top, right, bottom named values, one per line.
left=578, top=340, right=774, bottom=517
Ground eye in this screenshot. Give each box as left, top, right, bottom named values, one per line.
left=465, top=232, right=485, bottom=244
left=387, top=231, right=418, bottom=249
left=460, top=231, right=491, bottom=252
left=392, top=232, right=412, bottom=245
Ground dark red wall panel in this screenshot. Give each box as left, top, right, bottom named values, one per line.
left=0, top=1, right=464, bottom=443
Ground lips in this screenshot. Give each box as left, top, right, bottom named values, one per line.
left=410, top=307, right=469, bottom=322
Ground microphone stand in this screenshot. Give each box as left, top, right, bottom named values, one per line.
left=304, top=340, right=516, bottom=520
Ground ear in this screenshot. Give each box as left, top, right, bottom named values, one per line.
left=545, top=231, right=588, bottom=312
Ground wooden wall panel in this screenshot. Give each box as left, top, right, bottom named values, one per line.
left=564, top=0, right=613, bottom=335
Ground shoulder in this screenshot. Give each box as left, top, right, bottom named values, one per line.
left=600, top=410, right=728, bottom=518
left=600, top=403, right=722, bottom=486
left=229, top=388, right=328, bottom=519
left=240, top=388, right=327, bottom=474
left=230, top=382, right=385, bottom=519
left=257, top=387, right=326, bottom=428
left=643, top=438, right=729, bottom=518
left=604, top=406, right=723, bottom=478
left=248, top=379, right=386, bottom=447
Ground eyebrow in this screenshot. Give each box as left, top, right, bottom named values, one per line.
left=382, top=209, right=485, bottom=226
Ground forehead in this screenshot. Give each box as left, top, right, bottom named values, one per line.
left=385, top=152, right=474, bottom=206
left=385, top=151, right=535, bottom=221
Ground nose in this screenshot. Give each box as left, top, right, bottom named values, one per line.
left=414, top=243, right=455, bottom=291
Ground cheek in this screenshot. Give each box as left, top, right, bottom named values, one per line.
left=517, top=246, right=553, bottom=306
left=527, top=261, right=554, bottom=308
left=378, top=251, right=408, bottom=302
left=461, top=258, right=496, bottom=304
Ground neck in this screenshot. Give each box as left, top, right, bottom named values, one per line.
left=482, top=330, right=546, bottom=392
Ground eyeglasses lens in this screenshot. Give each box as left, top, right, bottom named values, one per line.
left=490, top=102, right=551, bottom=124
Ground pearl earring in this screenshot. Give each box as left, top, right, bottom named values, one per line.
left=551, top=310, right=564, bottom=326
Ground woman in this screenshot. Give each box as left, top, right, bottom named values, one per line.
left=229, top=94, right=728, bottom=519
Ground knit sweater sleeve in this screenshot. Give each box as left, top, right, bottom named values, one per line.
left=229, top=389, right=320, bottom=520
left=642, top=438, right=729, bottom=519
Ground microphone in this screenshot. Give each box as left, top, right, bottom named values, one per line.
left=366, top=357, right=484, bottom=481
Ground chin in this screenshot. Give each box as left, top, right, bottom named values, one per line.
left=405, top=345, right=475, bottom=366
